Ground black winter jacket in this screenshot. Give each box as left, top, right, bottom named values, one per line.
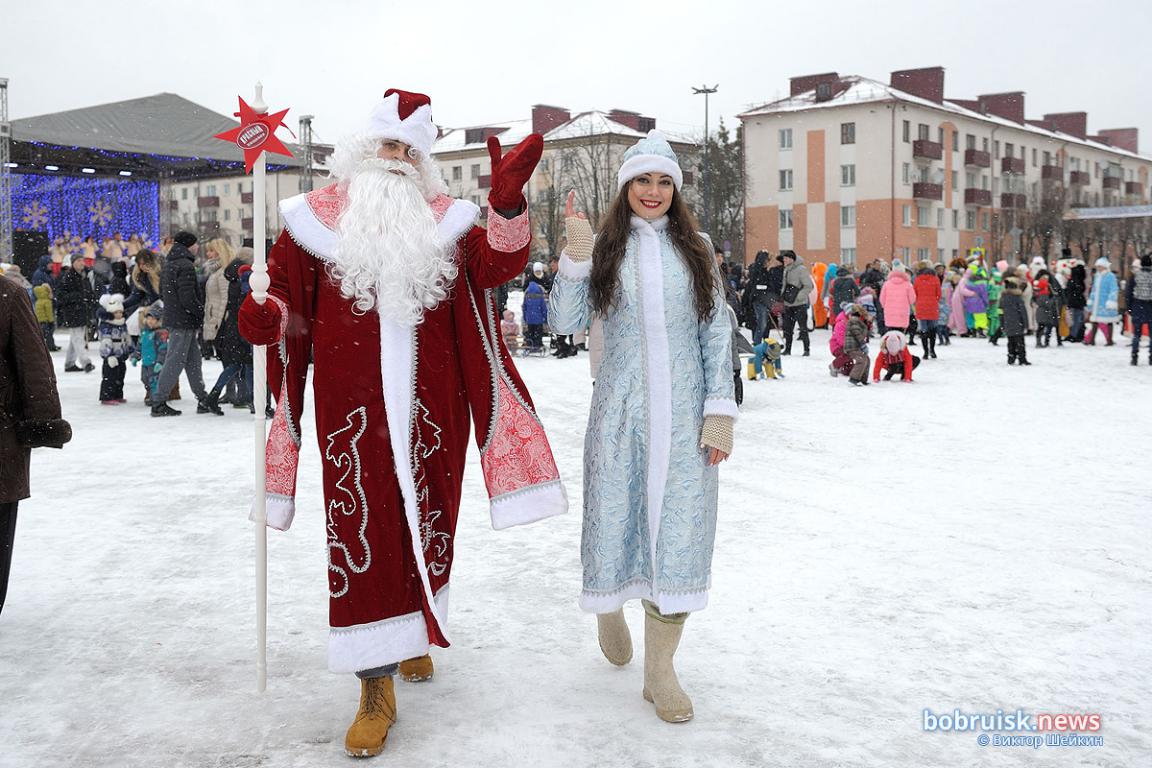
left=1065, top=265, right=1087, bottom=309
left=55, top=267, right=97, bottom=328
left=161, top=244, right=205, bottom=330
left=1000, top=278, right=1030, bottom=336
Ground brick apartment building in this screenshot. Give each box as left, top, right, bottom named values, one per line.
left=740, top=67, right=1152, bottom=269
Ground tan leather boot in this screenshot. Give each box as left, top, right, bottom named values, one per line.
left=596, top=609, right=633, bottom=665
left=398, top=654, right=434, bottom=682
left=642, top=604, right=693, bottom=723
left=344, top=676, right=397, bottom=758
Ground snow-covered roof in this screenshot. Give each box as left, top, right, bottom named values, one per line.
left=740, top=76, right=1151, bottom=163
left=433, top=110, right=695, bottom=155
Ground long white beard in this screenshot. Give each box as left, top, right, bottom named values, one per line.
left=331, top=159, right=457, bottom=325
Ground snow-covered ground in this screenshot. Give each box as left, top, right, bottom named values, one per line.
left=2, top=325, right=1149, bottom=768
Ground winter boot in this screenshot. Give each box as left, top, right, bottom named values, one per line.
left=642, top=601, right=692, bottom=723
left=929, top=334, right=937, bottom=359
left=597, top=609, right=633, bottom=666
left=197, top=395, right=224, bottom=416
left=920, top=336, right=930, bottom=359
left=1132, top=351, right=1139, bottom=366
left=398, top=654, right=434, bottom=682
left=345, top=676, right=397, bottom=758
left=151, top=403, right=182, bottom=417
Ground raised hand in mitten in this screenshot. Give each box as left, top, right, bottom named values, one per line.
left=238, top=292, right=283, bottom=345
left=564, top=190, right=593, bottom=263
left=486, top=133, right=543, bottom=213
left=107, top=356, right=119, bottom=368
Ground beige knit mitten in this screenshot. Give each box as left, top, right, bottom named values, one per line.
left=700, top=415, right=734, bottom=456
left=564, top=216, right=594, bottom=262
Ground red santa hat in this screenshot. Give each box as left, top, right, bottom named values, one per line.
left=365, top=89, right=437, bottom=158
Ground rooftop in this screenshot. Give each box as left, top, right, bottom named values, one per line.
left=433, top=110, right=695, bottom=154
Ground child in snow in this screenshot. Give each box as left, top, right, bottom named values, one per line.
left=522, top=270, right=548, bottom=354
left=750, top=336, right=783, bottom=380
left=32, top=282, right=57, bottom=351
left=1032, top=269, right=1061, bottom=348
left=500, top=309, right=520, bottom=355
left=937, top=273, right=956, bottom=346
left=828, top=301, right=854, bottom=377
left=1000, top=275, right=1031, bottom=365
left=97, top=293, right=134, bottom=404
left=872, top=330, right=920, bottom=382
left=844, top=303, right=872, bottom=386
left=135, top=302, right=169, bottom=406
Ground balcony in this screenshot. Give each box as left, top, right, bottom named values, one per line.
left=168, top=200, right=180, bottom=210
left=1102, top=176, right=1121, bottom=190
left=241, top=218, right=254, bottom=231
left=912, top=139, right=943, bottom=162
left=478, top=174, right=491, bottom=190
left=1069, top=170, right=1090, bottom=186
left=912, top=182, right=943, bottom=200
left=198, top=196, right=220, bottom=208
left=1000, top=193, right=1027, bottom=209
left=1001, top=157, right=1025, bottom=175
left=1125, top=181, right=1143, bottom=196
left=1041, top=165, right=1064, bottom=182
left=964, top=188, right=992, bottom=207
left=964, top=149, right=991, bottom=168
left=241, top=192, right=253, bottom=204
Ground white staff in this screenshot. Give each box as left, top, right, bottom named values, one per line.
left=247, top=81, right=271, bottom=694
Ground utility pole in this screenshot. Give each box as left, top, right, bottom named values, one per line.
left=692, top=83, right=718, bottom=233
left=298, top=114, right=314, bottom=192
left=0, top=78, right=12, bottom=261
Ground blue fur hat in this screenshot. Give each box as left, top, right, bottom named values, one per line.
left=617, top=130, right=683, bottom=192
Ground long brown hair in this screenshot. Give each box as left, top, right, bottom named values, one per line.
left=589, top=184, right=716, bottom=322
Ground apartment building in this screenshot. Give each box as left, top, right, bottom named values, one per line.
left=740, top=67, right=1152, bottom=269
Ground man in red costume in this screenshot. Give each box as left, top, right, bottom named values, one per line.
left=239, top=89, right=566, bottom=758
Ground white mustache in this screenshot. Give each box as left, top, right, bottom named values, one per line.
left=357, top=157, right=419, bottom=178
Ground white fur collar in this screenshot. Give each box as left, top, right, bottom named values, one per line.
left=279, top=184, right=480, bottom=263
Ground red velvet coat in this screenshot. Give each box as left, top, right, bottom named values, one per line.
left=240, top=184, right=566, bottom=673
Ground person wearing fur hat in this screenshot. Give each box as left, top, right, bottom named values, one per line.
left=1000, top=275, right=1031, bottom=365
left=96, top=293, right=134, bottom=403
left=843, top=303, right=873, bottom=386
left=879, top=260, right=916, bottom=335
left=872, top=330, right=919, bottom=382
left=912, top=261, right=941, bottom=358
left=1126, top=254, right=1152, bottom=365
left=549, top=130, right=735, bottom=724
left=237, top=89, right=565, bottom=758
left=1084, top=258, right=1120, bottom=346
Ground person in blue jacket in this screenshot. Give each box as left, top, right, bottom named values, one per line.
left=522, top=262, right=548, bottom=353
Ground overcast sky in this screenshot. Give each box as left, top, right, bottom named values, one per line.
left=4, top=0, right=1150, bottom=155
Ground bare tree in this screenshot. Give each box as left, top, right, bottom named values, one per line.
left=556, top=129, right=619, bottom=229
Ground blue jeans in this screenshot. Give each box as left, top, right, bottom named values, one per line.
left=1068, top=308, right=1085, bottom=340
left=752, top=303, right=769, bottom=344
left=211, top=362, right=253, bottom=404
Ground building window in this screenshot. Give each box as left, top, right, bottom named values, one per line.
left=900, top=247, right=911, bottom=261
left=841, top=164, right=856, bottom=186
left=917, top=247, right=931, bottom=261
left=902, top=120, right=910, bottom=143
left=840, top=247, right=856, bottom=263
left=1095, top=162, right=1100, bottom=178
left=966, top=210, right=976, bottom=230
left=937, top=248, right=945, bottom=262
left=937, top=208, right=944, bottom=228
left=181, top=188, right=188, bottom=200
left=840, top=123, right=855, bottom=144
left=224, top=183, right=231, bottom=195
left=1032, top=148, right=1038, bottom=167
left=1043, top=150, right=1051, bottom=166
left=779, top=209, right=793, bottom=229
left=918, top=123, right=929, bottom=140
left=206, top=184, right=216, bottom=195
left=966, top=134, right=976, bottom=150
left=951, top=170, right=959, bottom=191
left=917, top=205, right=931, bottom=227
left=224, top=209, right=231, bottom=221
left=952, top=131, right=959, bottom=152
left=966, top=171, right=977, bottom=188
left=982, top=213, right=990, bottom=230
left=982, top=174, right=989, bottom=190
left=471, top=164, right=480, bottom=179
left=902, top=163, right=911, bottom=185
left=779, top=128, right=793, bottom=149
left=902, top=205, right=911, bottom=226
left=540, top=158, right=550, bottom=171
left=952, top=210, right=959, bottom=229
left=452, top=166, right=462, bottom=181
left=994, top=141, right=1001, bottom=160
left=841, top=206, right=856, bottom=228
left=779, top=169, right=793, bottom=191
left=1071, top=156, right=1080, bottom=171
left=937, top=127, right=944, bottom=145
left=982, top=137, right=989, bottom=152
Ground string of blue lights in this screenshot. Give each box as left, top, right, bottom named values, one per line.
left=13, top=173, right=160, bottom=246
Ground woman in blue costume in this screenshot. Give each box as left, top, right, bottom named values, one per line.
left=549, top=131, right=736, bottom=724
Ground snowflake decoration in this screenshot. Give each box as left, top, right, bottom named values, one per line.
left=21, top=201, right=49, bottom=229
left=88, top=199, right=114, bottom=227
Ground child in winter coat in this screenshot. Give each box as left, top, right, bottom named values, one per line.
left=1032, top=269, right=1061, bottom=348
left=135, top=302, right=169, bottom=405
left=750, top=336, right=783, bottom=380
left=522, top=277, right=548, bottom=353
left=843, top=303, right=872, bottom=386
left=986, top=269, right=1004, bottom=343
left=97, top=293, right=134, bottom=404
left=500, top=309, right=520, bottom=354
left=828, top=301, right=854, bottom=377
left=32, top=283, right=57, bottom=351
left=872, top=330, right=920, bottom=382
left=1000, top=275, right=1031, bottom=365
left=938, top=273, right=956, bottom=346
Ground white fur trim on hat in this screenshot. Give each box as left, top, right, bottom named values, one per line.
left=365, top=92, right=437, bottom=158
left=617, top=130, right=684, bottom=191
left=1094, top=257, right=1111, bottom=269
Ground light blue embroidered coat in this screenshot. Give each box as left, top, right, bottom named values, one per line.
left=549, top=215, right=736, bottom=615
left=1087, top=269, right=1120, bottom=323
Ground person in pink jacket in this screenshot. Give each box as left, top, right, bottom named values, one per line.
left=879, top=261, right=917, bottom=333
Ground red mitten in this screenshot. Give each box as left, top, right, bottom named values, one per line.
left=238, top=293, right=282, bottom=345
left=486, top=134, right=543, bottom=211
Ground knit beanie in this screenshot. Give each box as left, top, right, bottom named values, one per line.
left=173, top=231, right=198, bottom=248
left=617, top=130, right=683, bottom=191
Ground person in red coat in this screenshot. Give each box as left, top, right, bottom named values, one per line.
left=238, top=89, right=567, bottom=758
left=913, top=260, right=942, bottom=359
left=872, top=330, right=920, bottom=382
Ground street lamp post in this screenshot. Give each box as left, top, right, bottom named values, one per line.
left=692, top=84, right=718, bottom=233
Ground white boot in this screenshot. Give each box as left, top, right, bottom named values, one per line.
left=596, top=609, right=632, bottom=666
left=642, top=603, right=693, bottom=723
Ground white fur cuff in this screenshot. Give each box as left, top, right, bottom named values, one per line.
left=558, top=251, right=593, bottom=281
left=703, top=399, right=739, bottom=420
left=250, top=493, right=295, bottom=531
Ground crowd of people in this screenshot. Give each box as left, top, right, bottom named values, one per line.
left=0, top=232, right=257, bottom=415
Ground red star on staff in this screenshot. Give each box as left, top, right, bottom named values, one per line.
left=214, top=96, right=294, bottom=174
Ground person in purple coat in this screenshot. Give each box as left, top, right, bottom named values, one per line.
left=961, top=265, right=990, bottom=336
